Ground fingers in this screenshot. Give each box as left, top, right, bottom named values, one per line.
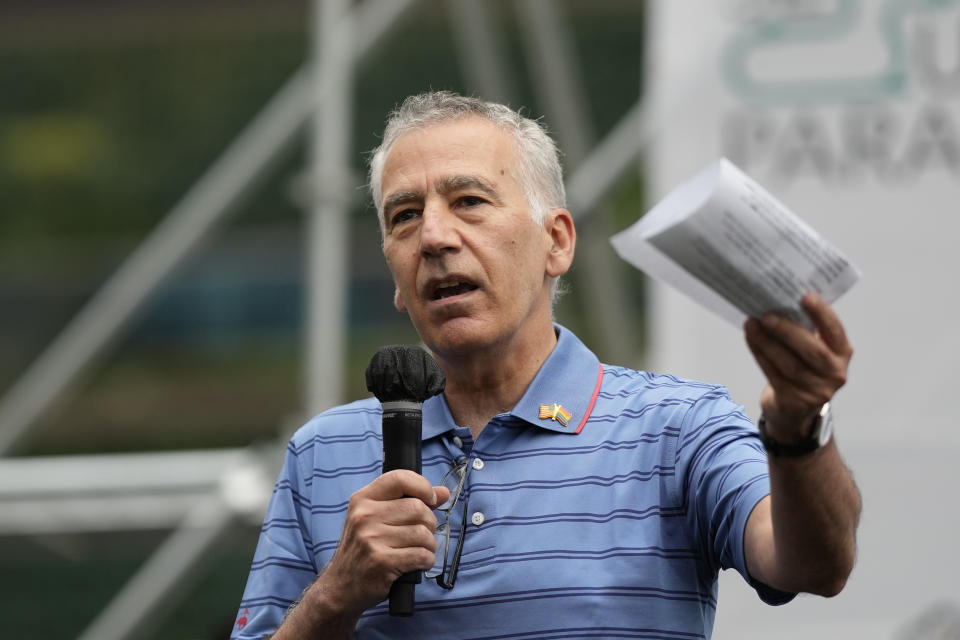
left=754, top=315, right=834, bottom=374
left=368, top=469, right=446, bottom=507
left=346, top=499, right=439, bottom=558
left=322, top=473, right=449, bottom=611
left=349, top=472, right=444, bottom=542
left=746, top=318, right=844, bottom=390
left=744, top=294, right=852, bottom=417
left=802, top=292, right=853, bottom=358
left=379, top=496, right=439, bottom=530
left=746, top=327, right=831, bottom=415
left=346, top=505, right=438, bottom=560
left=747, top=295, right=852, bottom=376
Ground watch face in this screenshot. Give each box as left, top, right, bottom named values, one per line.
left=817, top=403, right=834, bottom=446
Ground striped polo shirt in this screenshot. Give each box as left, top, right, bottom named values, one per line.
left=233, top=325, right=792, bottom=640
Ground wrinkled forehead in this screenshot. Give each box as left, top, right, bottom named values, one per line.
left=380, top=117, right=522, bottom=196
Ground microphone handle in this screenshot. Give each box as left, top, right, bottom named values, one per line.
left=380, top=400, right=423, bottom=617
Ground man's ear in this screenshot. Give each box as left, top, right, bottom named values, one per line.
left=544, top=208, right=576, bottom=278
left=393, top=285, right=408, bottom=313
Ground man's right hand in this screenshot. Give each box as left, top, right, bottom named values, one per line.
left=323, top=469, right=451, bottom=614
left=272, top=470, right=451, bottom=639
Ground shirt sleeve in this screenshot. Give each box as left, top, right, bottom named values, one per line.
left=674, top=386, right=796, bottom=606
left=231, top=438, right=320, bottom=639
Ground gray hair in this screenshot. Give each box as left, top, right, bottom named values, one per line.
left=368, top=91, right=566, bottom=230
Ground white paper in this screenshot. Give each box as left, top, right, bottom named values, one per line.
left=610, top=158, right=860, bottom=328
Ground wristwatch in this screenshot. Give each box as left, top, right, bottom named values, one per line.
left=758, top=402, right=834, bottom=458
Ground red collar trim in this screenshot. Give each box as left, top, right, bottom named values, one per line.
left=573, top=364, right=604, bottom=434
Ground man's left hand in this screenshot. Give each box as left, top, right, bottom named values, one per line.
left=744, top=292, right=853, bottom=441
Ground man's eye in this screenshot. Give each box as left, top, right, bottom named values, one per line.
left=390, top=209, right=419, bottom=226
left=457, top=195, right=485, bottom=208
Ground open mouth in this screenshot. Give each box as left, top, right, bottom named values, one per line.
left=431, top=280, right=479, bottom=301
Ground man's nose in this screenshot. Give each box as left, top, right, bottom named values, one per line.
left=419, top=204, right=461, bottom=256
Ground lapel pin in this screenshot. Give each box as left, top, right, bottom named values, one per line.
left=539, top=403, right=572, bottom=427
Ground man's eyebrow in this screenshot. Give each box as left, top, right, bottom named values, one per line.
left=382, top=190, right=423, bottom=215
left=435, top=175, right=504, bottom=205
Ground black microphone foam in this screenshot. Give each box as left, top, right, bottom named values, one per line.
left=365, top=345, right=445, bottom=617
left=365, top=345, right=445, bottom=402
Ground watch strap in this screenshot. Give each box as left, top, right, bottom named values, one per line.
left=758, top=403, right=832, bottom=458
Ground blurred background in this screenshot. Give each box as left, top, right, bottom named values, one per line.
left=0, top=1, right=643, bottom=638
left=4, top=1, right=960, bottom=639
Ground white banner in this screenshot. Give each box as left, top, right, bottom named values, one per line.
left=645, top=1, right=960, bottom=637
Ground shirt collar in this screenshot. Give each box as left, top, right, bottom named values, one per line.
left=423, top=392, right=459, bottom=440
left=421, top=324, right=603, bottom=439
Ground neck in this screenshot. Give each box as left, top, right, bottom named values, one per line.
left=437, top=322, right=558, bottom=440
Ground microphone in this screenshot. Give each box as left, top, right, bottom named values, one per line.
left=365, top=345, right=445, bottom=617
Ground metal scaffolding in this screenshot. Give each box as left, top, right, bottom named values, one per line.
left=0, top=2, right=649, bottom=638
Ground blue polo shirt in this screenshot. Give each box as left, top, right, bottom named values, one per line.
left=233, top=326, right=792, bottom=639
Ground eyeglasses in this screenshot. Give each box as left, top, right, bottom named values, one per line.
left=425, top=458, right=470, bottom=589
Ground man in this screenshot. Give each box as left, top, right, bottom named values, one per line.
left=232, top=92, right=860, bottom=639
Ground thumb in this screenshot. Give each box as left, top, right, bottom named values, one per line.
left=432, top=485, right=452, bottom=508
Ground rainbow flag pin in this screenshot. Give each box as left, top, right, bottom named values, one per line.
left=539, top=403, right=573, bottom=427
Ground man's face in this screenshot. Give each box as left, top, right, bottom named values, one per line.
left=379, top=117, right=570, bottom=359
